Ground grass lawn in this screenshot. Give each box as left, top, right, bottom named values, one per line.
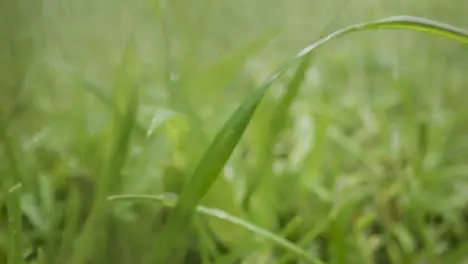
left=1, top=0, right=468, bottom=263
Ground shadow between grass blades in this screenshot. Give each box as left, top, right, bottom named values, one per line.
left=119, top=16, right=468, bottom=264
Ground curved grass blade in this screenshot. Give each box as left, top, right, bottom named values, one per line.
left=247, top=14, right=468, bottom=201
left=153, top=15, right=468, bottom=263
left=7, top=183, right=24, bottom=264
left=245, top=0, right=350, bottom=231
left=108, top=194, right=325, bottom=264
left=292, top=16, right=468, bottom=62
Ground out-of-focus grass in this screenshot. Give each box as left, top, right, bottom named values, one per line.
left=1, top=0, right=468, bottom=263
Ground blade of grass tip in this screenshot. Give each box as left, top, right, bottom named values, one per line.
left=7, top=183, right=24, bottom=264
left=108, top=194, right=325, bottom=264
left=291, top=16, right=468, bottom=64
left=69, top=39, right=139, bottom=264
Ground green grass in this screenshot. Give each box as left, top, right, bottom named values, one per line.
left=2, top=0, right=468, bottom=263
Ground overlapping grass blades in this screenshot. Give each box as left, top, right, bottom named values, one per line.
left=246, top=56, right=311, bottom=230
left=69, top=40, right=140, bottom=264
left=152, top=15, right=468, bottom=263
left=1, top=99, right=25, bottom=264
left=245, top=0, right=349, bottom=231
left=152, top=77, right=270, bottom=263
left=108, top=194, right=324, bottom=264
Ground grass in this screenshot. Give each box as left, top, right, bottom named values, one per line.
left=108, top=193, right=323, bottom=264
left=6, top=184, right=23, bottom=264
left=2, top=0, right=468, bottom=263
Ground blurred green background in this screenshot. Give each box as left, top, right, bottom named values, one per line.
left=1, top=0, right=468, bottom=263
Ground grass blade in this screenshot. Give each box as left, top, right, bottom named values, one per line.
left=47, top=61, right=148, bottom=137
left=246, top=0, right=350, bottom=231
left=69, top=39, right=139, bottom=264
left=108, top=194, right=325, bottom=264
left=187, top=28, right=281, bottom=103
left=292, top=16, right=468, bottom=62
left=153, top=81, right=272, bottom=263
left=79, top=77, right=147, bottom=138
left=245, top=55, right=311, bottom=209
left=153, top=14, right=468, bottom=263
left=0, top=120, right=22, bottom=185
left=247, top=14, right=468, bottom=198
left=7, top=183, right=23, bottom=264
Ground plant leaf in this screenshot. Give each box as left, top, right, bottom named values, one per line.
left=153, top=15, right=468, bottom=263
left=292, top=16, right=468, bottom=62
left=69, top=39, right=140, bottom=264
left=152, top=80, right=272, bottom=263
left=246, top=57, right=311, bottom=230
left=186, top=28, right=282, bottom=104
